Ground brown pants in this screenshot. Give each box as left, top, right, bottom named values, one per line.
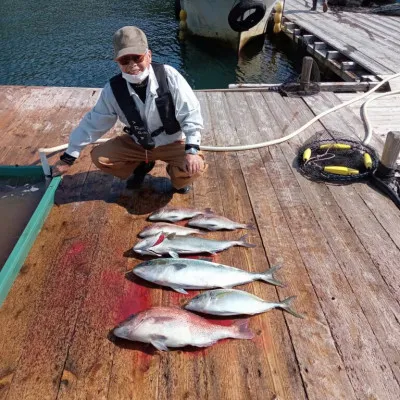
left=90, top=135, right=207, bottom=189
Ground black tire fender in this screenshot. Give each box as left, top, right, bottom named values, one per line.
left=228, top=0, right=267, bottom=32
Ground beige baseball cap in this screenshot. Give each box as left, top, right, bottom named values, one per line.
left=113, top=26, right=148, bottom=59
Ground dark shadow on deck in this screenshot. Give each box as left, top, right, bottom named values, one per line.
left=54, top=171, right=174, bottom=215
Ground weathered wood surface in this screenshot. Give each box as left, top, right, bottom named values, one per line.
left=274, top=92, right=400, bottom=386
left=221, top=91, right=355, bottom=400
left=336, top=92, right=400, bottom=148
left=284, top=0, right=400, bottom=75
left=1, top=86, right=400, bottom=400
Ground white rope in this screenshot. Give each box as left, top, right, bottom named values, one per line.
left=201, top=71, right=400, bottom=150
left=362, top=89, right=400, bottom=146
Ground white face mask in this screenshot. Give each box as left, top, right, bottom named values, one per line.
left=122, top=68, right=150, bottom=84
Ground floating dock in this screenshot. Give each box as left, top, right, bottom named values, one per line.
left=0, top=83, right=399, bottom=399
left=281, top=0, right=400, bottom=82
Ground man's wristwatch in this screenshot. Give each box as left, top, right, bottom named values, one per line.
left=185, top=145, right=199, bottom=155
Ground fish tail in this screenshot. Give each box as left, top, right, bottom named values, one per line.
left=279, top=296, right=304, bottom=319
left=258, top=264, right=285, bottom=287
left=231, top=319, right=255, bottom=340
left=245, top=223, right=256, bottom=230
left=237, top=234, right=256, bottom=248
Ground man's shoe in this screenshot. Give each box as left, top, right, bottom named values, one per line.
left=310, top=6, right=317, bottom=10
left=371, top=167, right=400, bottom=209
left=126, top=161, right=155, bottom=189
left=173, top=185, right=191, bottom=194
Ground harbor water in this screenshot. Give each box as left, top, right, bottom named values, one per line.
left=0, top=176, right=49, bottom=270
left=0, top=0, right=298, bottom=89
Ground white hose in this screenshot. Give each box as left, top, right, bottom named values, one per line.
left=38, top=72, right=400, bottom=175
left=201, top=71, right=400, bottom=150
left=362, top=89, right=400, bottom=146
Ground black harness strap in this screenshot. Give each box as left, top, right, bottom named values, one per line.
left=152, top=63, right=181, bottom=135
left=109, top=63, right=181, bottom=138
left=109, top=73, right=145, bottom=131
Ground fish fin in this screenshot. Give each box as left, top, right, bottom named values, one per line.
left=133, top=248, right=159, bottom=257
left=150, top=336, right=169, bottom=351
left=237, top=234, right=256, bottom=248
left=142, top=248, right=162, bottom=257
left=171, top=263, right=188, bottom=270
left=202, top=224, right=219, bottom=231
left=231, top=319, right=254, bottom=340
left=245, top=223, right=256, bottom=230
left=166, top=233, right=176, bottom=239
left=258, top=264, right=285, bottom=287
left=279, top=296, right=304, bottom=319
left=204, top=208, right=214, bottom=215
left=170, top=286, right=188, bottom=294
left=168, top=251, right=180, bottom=258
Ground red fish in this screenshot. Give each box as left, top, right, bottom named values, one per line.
left=113, top=306, right=254, bottom=351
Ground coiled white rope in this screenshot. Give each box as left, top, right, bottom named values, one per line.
left=38, top=72, right=400, bottom=176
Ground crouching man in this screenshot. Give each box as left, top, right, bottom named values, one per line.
left=53, top=26, right=207, bottom=194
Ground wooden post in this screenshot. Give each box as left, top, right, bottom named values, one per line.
left=282, top=0, right=286, bottom=17
left=300, top=56, right=314, bottom=91
left=380, top=131, right=400, bottom=169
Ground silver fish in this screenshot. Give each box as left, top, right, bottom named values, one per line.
left=132, top=258, right=283, bottom=294
left=148, top=207, right=213, bottom=222
left=185, top=289, right=303, bottom=318
left=113, top=306, right=254, bottom=351
left=188, top=214, right=255, bottom=231
left=133, top=232, right=256, bottom=258
left=139, top=222, right=205, bottom=238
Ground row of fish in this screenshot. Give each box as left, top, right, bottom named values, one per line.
left=133, top=258, right=302, bottom=317
left=148, top=207, right=255, bottom=231
left=112, top=207, right=303, bottom=351
left=114, top=289, right=301, bottom=352
left=139, top=219, right=253, bottom=239
left=135, top=207, right=256, bottom=258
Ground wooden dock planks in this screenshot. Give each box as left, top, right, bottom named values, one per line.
left=211, top=91, right=354, bottom=400
left=284, top=0, right=400, bottom=75
left=263, top=92, right=400, bottom=391
left=0, top=86, right=399, bottom=399
left=201, top=91, right=306, bottom=400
